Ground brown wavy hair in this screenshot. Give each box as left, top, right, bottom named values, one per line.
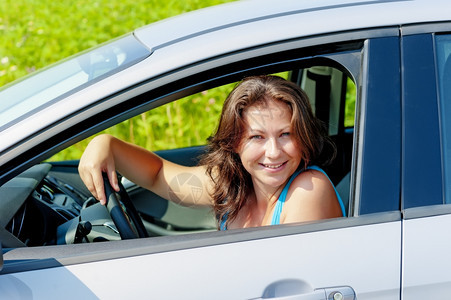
left=200, top=75, right=336, bottom=228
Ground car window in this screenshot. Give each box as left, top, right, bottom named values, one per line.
left=6, top=64, right=356, bottom=248
left=4, top=39, right=363, bottom=251
left=49, top=84, right=232, bottom=161
left=436, top=34, right=451, bottom=204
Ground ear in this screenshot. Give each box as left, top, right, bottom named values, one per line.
left=233, top=136, right=248, bottom=156
left=233, top=142, right=242, bottom=155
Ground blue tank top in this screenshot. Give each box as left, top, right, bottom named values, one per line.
left=220, top=166, right=346, bottom=230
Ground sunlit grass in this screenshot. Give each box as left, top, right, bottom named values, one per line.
left=0, top=0, right=235, bottom=88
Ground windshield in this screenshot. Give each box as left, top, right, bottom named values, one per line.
left=0, top=34, right=151, bottom=129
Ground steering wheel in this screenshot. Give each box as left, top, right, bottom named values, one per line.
left=102, top=173, right=148, bottom=239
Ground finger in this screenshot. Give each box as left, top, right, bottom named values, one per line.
left=92, top=171, right=107, bottom=205
left=86, top=176, right=99, bottom=200
left=79, top=166, right=98, bottom=200
left=108, top=169, right=120, bottom=192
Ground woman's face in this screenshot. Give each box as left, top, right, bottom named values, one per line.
left=236, top=99, right=302, bottom=191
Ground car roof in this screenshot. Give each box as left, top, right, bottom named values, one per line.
left=131, top=0, right=451, bottom=84
left=134, top=0, right=451, bottom=52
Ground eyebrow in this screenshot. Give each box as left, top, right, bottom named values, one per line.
left=248, top=127, right=263, bottom=133
left=247, top=126, right=291, bottom=133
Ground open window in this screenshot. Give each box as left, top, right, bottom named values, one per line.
left=1, top=37, right=362, bottom=250
left=41, top=63, right=357, bottom=241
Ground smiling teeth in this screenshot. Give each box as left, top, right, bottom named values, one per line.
left=264, top=163, right=283, bottom=169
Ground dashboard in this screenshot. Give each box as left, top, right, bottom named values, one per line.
left=2, top=163, right=120, bottom=247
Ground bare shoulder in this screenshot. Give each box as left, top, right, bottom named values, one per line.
left=281, top=169, right=342, bottom=224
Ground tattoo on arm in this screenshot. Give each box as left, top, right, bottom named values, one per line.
left=168, top=173, right=204, bottom=206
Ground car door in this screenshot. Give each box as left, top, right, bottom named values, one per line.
left=0, top=32, right=403, bottom=299
left=401, top=24, right=451, bottom=298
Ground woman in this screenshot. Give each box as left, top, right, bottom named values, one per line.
left=78, top=75, right=346, bottom=230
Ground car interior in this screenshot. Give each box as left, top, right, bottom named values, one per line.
left=1, top=63, right=356, bottom=248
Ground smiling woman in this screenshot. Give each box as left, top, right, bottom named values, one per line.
left=196, top=75, right=345, bottom=229
left=78, top=75, right=346, bottom=232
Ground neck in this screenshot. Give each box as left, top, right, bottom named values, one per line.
left=251, top=180, right=284, bottom=209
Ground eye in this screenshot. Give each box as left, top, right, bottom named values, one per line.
left=250, top=135, right=263, bottom=140
left=281, top=132, right=290, bottom=137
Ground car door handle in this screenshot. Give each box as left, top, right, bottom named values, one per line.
left=250, top=280, right=355, bottom=300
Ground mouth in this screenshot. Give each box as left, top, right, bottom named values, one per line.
left=260, top=161, right=287, bottom=169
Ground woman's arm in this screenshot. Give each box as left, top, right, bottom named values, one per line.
left=78, top=134, right=212, bottom=207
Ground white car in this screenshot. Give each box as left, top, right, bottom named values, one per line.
left=1, top=0, right=451, bottom=298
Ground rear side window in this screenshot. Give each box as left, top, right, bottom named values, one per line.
left=436, top=34, right=451, bottom=203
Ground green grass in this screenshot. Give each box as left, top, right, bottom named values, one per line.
left=0, top=0, right=235, bottom=88
left=345, top=78, right=356, bottom=128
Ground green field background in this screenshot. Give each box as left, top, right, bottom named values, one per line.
left=0, top=0, right=236, bottom=160
left=0, top=0, right=235, bottom=87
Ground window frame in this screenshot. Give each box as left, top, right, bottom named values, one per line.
left=353, top=35, right=402, bottom=215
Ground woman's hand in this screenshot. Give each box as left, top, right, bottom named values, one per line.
left=78, top=134, right=120, bottom=205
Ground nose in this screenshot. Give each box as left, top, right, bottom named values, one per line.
left=265, top=138, right=281, bottom=158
